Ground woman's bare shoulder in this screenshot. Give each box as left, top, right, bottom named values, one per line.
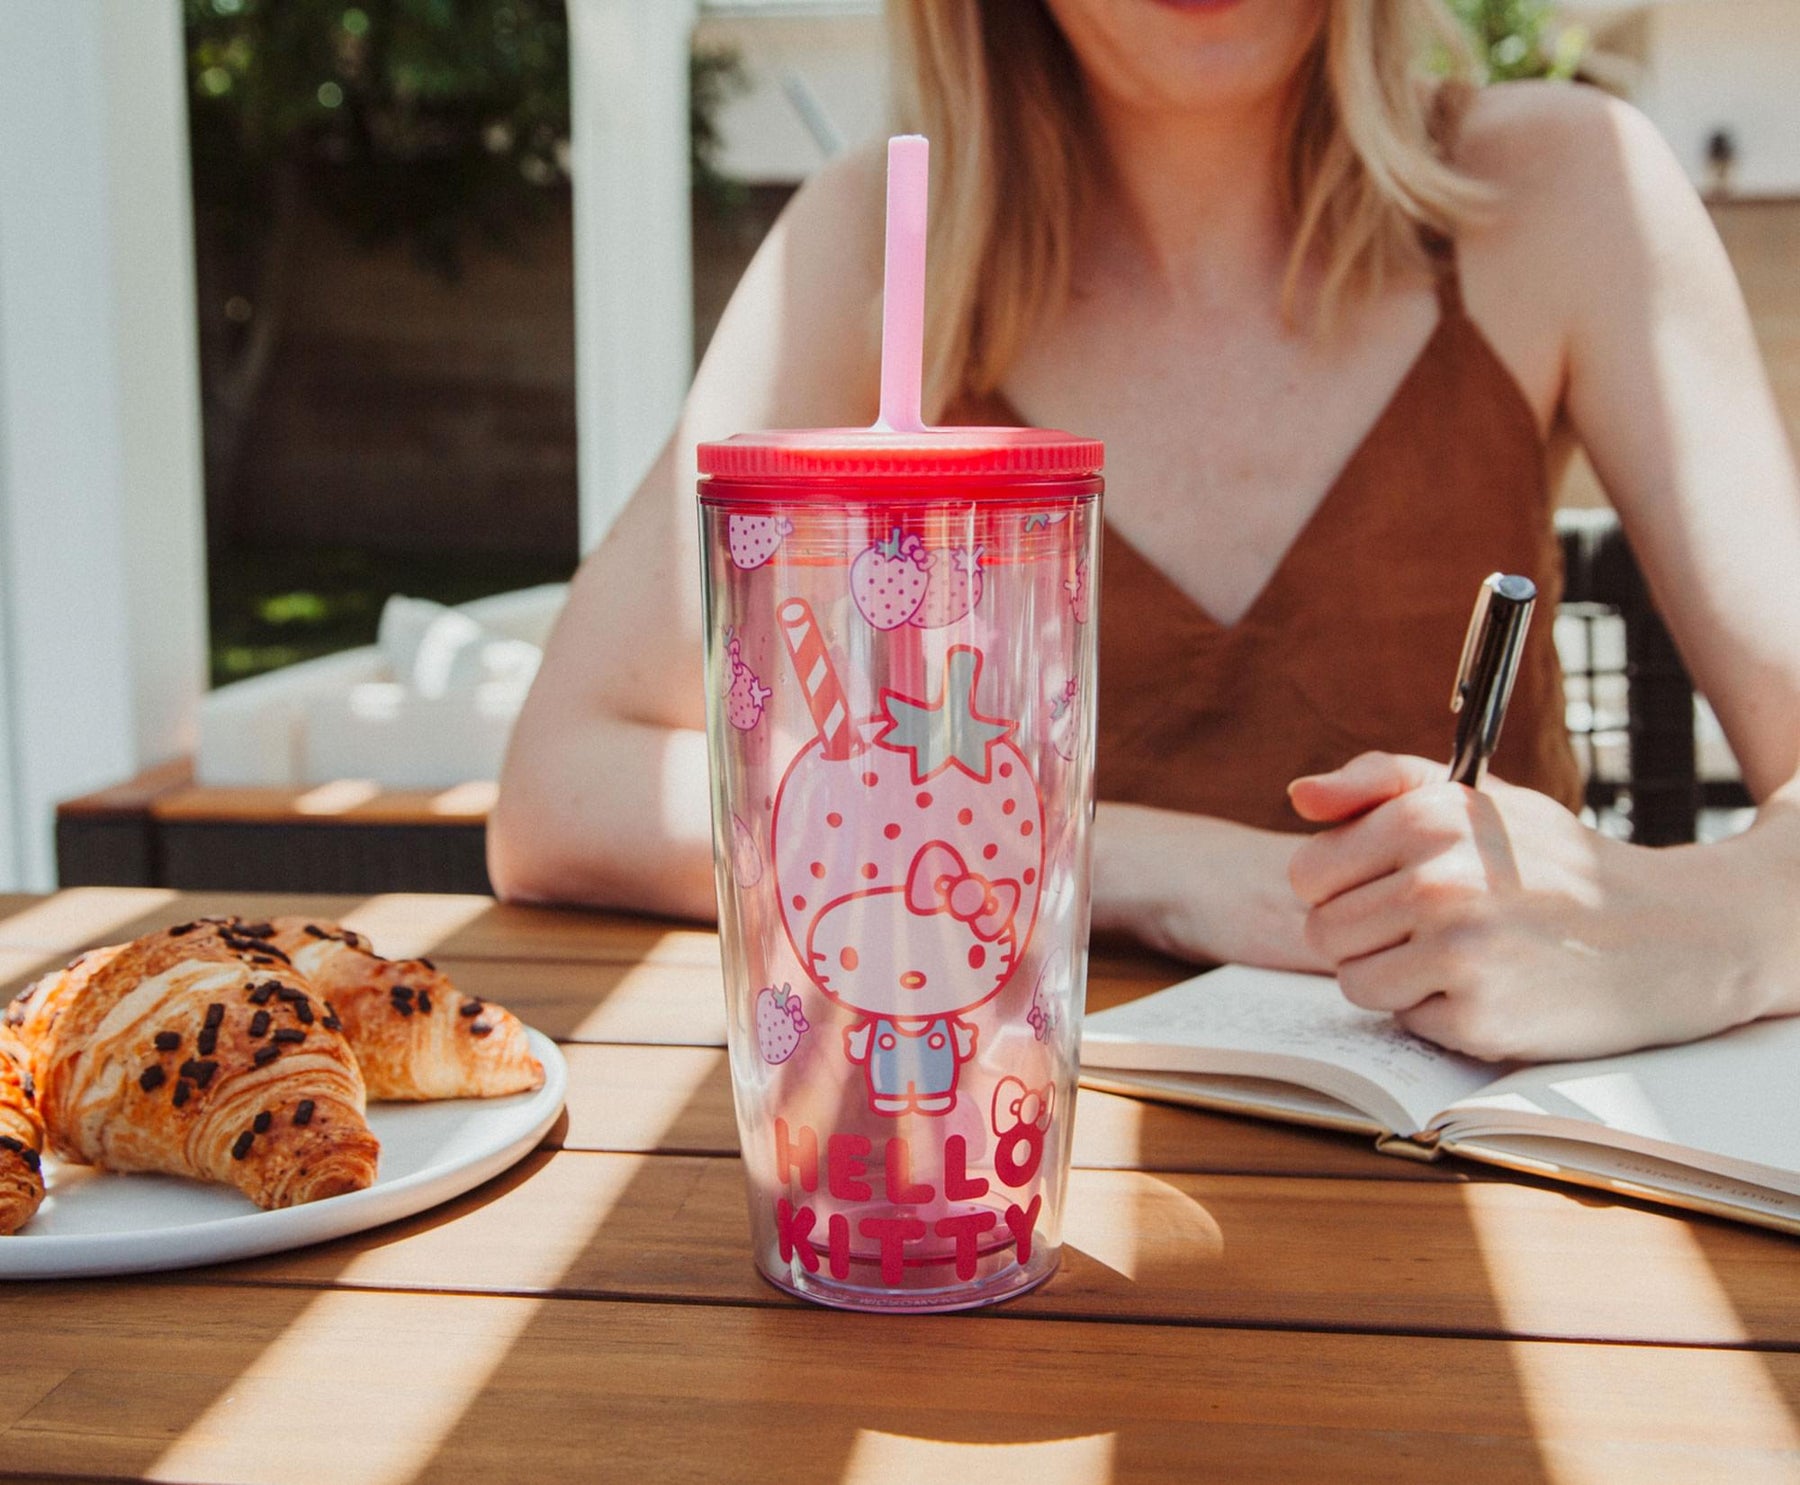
left=686, top=138, right=887, bottom=434
left=782, top=136, right=888, bottom=242
left=1452, top=82, right=1705, bottom=376
left=1455, top=80, right=1684, bottom=232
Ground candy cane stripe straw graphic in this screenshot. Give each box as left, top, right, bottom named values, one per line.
left=778, top=598, right=858, bottom=759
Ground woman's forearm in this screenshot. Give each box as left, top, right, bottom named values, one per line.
left=491, top=719, right=1326, bottom=969
left=1092, top=800, right=1325, bottom=971
left=489, top=713, right=720, bottom=921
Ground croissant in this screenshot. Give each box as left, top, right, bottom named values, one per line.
left=265, top=917, right=543, bottom=1101
left=3, top=921, right=379, bottom=1210
left=0, top=1021, right=46, bottom=1235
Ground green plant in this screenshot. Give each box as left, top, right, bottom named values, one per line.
left=187, top=0, right=572, bottom=275
left=1449, top=0, right=1588, bottom=82
left=692, top=43, right=751, bottom=214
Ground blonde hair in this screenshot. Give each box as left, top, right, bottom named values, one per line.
left=888, top=0, right=1489, bottom=418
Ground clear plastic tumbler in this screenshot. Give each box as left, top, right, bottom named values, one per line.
left=698, top=422, right=1101, bottom=1311
left=696, top=134, right=1102, bottom=1312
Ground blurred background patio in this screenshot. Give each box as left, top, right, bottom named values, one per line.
left=0, top=0, right=1793, bottom=893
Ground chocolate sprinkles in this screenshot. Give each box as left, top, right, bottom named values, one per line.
left=139, top=1065, right=167, bottom=1093
left=459, top=1000, right=484, bottom=1018
left=294, top=1099, right=316, bottom=1126
left=197, top=1028, right=219, bottom=1057
left=204, top=1003, right=225, bottom=1029
left=249, top=1010, right=271, bottom=1038
left=273, top=1028, right=305, bottom=1044
left=294, top=1000, right=315, bottom=1025
left=469, top=1022, right=493, bottom=1037
left=0, top=1137, right=39, bottom=1173
left=224, top=930, right=290, bottom=963
left=248, top=982, right=277, bottom=1006
left=231, top=1131, right=254, bottom=1160
left=181, top=1059, right=219, bottom=1088
left=0, top=1137, right=38, bottom=1173
left=253, top=1043, right=280, bottom=1067
left=153, top=1031, right=181, bottom=1052
left=253, top=1111, right=272, bottom=1134
left=416, top=990, right=432, bottom=1015
left=172, top=1081, right=191, bottom=1108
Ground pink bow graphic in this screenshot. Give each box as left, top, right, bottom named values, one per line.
left=905, top=842, right=1019, bottom=943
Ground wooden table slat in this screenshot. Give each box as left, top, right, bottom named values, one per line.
left=553, top=1042, right=1457, bottom=1179
left=4, top=1283, right=1799, bottom=1485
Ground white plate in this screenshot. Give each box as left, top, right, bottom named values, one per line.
left=0, top=1028, right=567, bottom=1280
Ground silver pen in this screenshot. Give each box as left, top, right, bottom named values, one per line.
left=1448, top=573, right=1537, bottom=787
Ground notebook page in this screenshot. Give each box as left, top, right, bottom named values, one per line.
left=1081, top=966, right=1499, bottom=1134
left=1441, top=1012, right=1800, bottom=1183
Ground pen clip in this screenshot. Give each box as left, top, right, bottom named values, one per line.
left=1451, top=573, right=1502, bottom=713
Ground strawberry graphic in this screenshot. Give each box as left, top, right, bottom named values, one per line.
left=849, top=527, right=930, bottom=630
left=908, top=547, right=984, bottom=629
left=728, top=514, right=793, bottom=571
left=771, top=644, right=1043, bottom=1115
left=1065, top=557, right=1090, bottom=624
left=755, top=983, right=809, bottom=1064
left=724, top=632, right=771, bottom=732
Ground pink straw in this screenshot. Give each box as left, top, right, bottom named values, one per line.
left=877, top=134, right=930, bottom=435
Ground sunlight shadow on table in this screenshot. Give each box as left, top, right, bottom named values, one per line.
left=338, top=893, right=496, bottom=960
left=147, top=1030, right=722, bottom=1484
left=147, top=1288, right=549, bottom=1485
left=0, top=887, right=178, bottom=954
left=1062, top=1174, right=1224, bottom=1281
left=1460, top=1183, right=1800, bottom=1481
left=841, top=1428, right=1115, bottom=1484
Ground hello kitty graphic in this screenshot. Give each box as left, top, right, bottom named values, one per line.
left=771, top=600, right=1043, bottom=1117
left=807, top=839, right=1020, bottom=1113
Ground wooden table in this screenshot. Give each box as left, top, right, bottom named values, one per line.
left=2, top=888, right=1798, bottom=1483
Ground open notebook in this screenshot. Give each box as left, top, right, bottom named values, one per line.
left=1080, top=965, right=1800, bottom=1236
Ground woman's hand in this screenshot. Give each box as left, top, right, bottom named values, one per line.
left=1093, top=802, right=1329, bottom=972
left=1285, top=753, right=1792, bottom=1063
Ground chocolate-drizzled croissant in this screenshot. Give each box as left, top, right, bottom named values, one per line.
left=266, top=918, right=543, bottom=1101
left=0, top=1021, right=46, bottom=1234
left=4, top=922, right=378, bottom=1210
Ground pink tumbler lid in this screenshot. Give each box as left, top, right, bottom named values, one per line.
left=696, top=424, right=1103, bottom=482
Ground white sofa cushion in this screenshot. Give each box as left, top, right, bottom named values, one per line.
left=378, top=596, right=542, bottom=700
left=197, top=583, right=568, bottom=789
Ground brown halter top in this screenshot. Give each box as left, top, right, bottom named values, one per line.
left=944, top=246, right=1583, bottom=834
